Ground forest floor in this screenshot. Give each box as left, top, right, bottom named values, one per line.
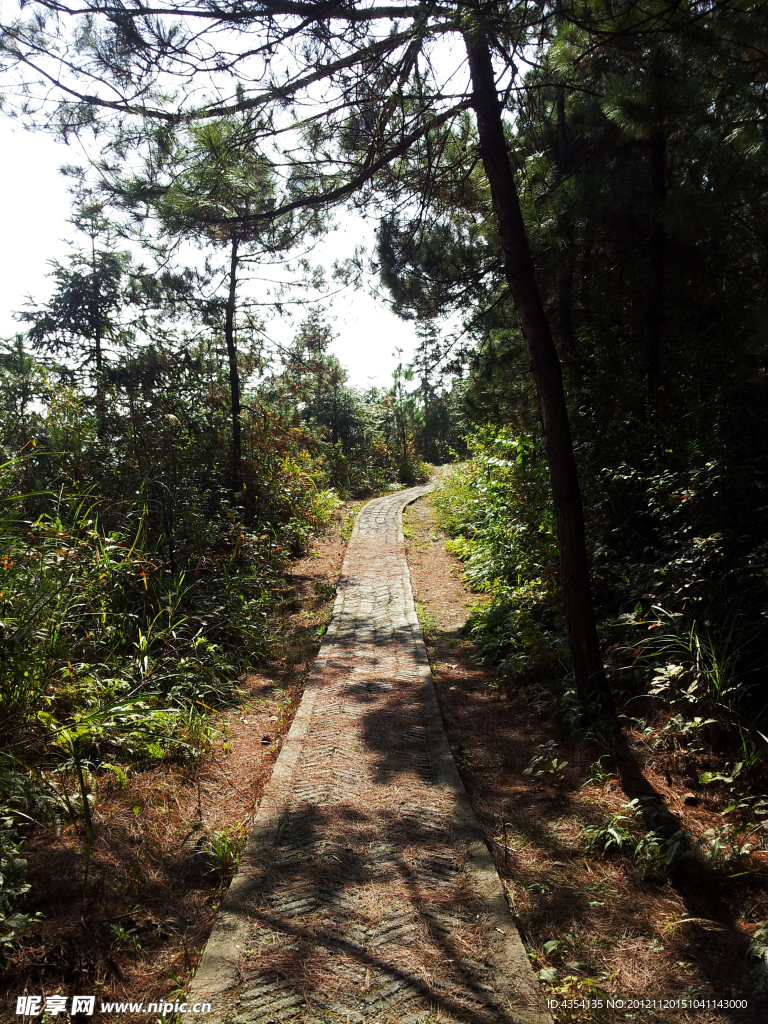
left=5, top=500, right=366, bottom=1024
left=403, top=492, right=768, bottom=1024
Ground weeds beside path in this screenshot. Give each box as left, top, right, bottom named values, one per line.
left=3, top=501, right=363, bottom=1023
left=404, top=492, right=768, bottom=1024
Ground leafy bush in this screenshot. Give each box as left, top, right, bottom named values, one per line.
left=434, top=428, right=563, bottom=685
left=435, top=424, right=767, bottom=778
left=437, top=428, right=556, bottom=592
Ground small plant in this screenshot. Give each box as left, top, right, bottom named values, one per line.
left=524, top=740, right=568, bottom=780
left=195, top=822, right=248, bottom=876
left=271, top=688, right=298, bottom=737
left=584, top=800, right=689, bottom=872
left=173, top=708, right=219, bottom=758
left=537, top=967, right=559, bottom=983
left=695, top=820, right=768, bottom=867
left=548, top=974, right=611, bottom=999
left=699, top=761, right=743, bottom=785
left=415, top=601, right=439, bottom=643
left=582, top=809, right=634, bottom=855
left=109, top=923, right=142, bottom=950
left=748, top=922, right=768, bottom=966
left=341, top=510, right=358, bottom=542
left=0, top=819, right=39, bottom=962
left=584, top=755, right=614, bottom=786
left=632, top=831, right=668, bottom=878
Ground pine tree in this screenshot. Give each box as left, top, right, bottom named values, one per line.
left=20, top=202, right=130, bottom=427
left=113, top=114, right=325, bottom=494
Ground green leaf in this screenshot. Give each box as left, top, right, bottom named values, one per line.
left=699, top=761, right=743, bottom=785
left=537, top=967, right=559, bottom=983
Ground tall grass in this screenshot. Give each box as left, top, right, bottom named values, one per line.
left=0, top=447, right=337, bottom=939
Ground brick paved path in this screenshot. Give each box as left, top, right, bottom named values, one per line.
left=190, top=486, right=550, bottom=1024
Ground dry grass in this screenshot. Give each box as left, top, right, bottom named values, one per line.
left=404, top=494, right=768, bottom=1024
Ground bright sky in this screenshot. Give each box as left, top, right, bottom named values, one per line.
left=0, top=118, right=420, bottom=390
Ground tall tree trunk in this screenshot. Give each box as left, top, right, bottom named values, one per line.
left=646, top=127, right=666, bottom=418
left=225, top=233, right=242, bottom=494
left=462, top=19, right=610, bottom=707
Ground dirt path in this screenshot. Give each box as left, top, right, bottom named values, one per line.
left=188, top=486, right=550, bottom=1024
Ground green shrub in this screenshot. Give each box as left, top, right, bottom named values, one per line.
left=434, top=428, right=561, bottom=685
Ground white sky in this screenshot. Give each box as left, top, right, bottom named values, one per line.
left=0, top=117, right=421, bottom=390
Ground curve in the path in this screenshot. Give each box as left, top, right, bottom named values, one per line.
left=189, top=485, right=551, bottom=1024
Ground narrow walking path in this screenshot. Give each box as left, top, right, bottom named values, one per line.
left=190, top=486, right=550, bottom=1024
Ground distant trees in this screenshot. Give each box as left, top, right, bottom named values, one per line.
left=0, top=335, right=39, bottom=446
left=264, top=311, right=434, bottom=493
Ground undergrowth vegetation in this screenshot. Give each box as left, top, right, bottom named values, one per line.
left=436, top=429, right=768, bottom=883
left=0, top=445, right=326, bottom=954
left=406, top=493, right=768, bottom=1017
left=436, top=428, right=562, bottom=681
